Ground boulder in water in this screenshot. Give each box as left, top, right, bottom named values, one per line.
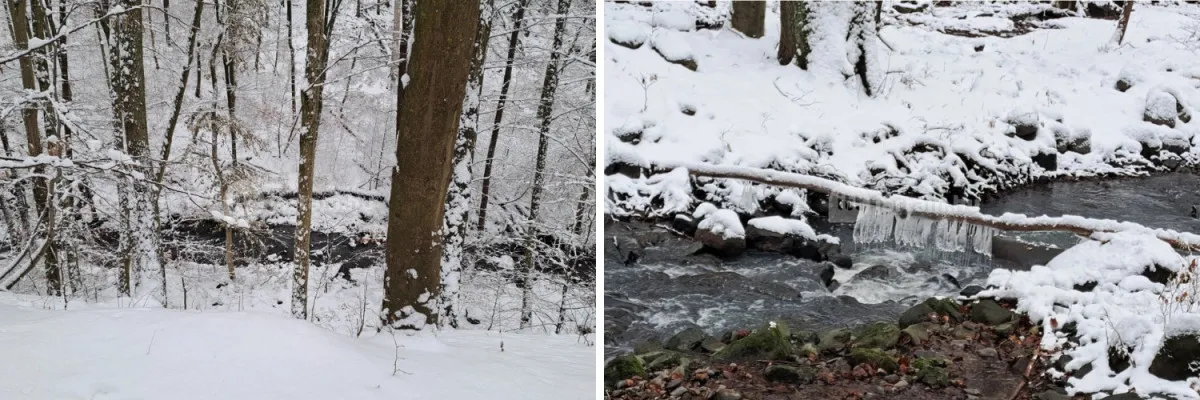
left=665, top=327, right=708, bottom=352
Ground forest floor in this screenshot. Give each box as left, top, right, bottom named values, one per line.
left=0, top=292, right=596, bottom=400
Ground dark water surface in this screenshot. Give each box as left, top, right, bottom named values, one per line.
left=604, top=172, right=1200, bottom=357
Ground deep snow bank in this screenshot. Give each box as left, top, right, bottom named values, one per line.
left=983, top=232, right=1200, bottom=398
left=0, top=294, right=595, bottom=400
left=605, top=1, right=1200, bottom=218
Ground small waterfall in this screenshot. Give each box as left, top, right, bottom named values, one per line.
left=852, top=204, right=995, bottom=256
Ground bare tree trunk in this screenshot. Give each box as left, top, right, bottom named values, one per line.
left=440, top=0, right=493, bottom=329
left=784, top=1, right=812, bottom=69
left=731, top=0, right=764, bottom=38
left=520, top=0, right=570, bottom=331
left=7, top=0, right=59, bottom=294
left=153, top=0, right=205, bottom=299
left=383, top=0, right=479, bottom=331
left=848, top=2, right=879, bottom=97
left=1113, top=1, right=1134, bottom=45
left=778, top=1, right=796, bottom=65
left=286, top=0, right=297, bottom=116
left=109, top=0, right=156, bottom=297
left=476, top=0, right=528, bottom=232
left=293, top=0, right=331, bottom=320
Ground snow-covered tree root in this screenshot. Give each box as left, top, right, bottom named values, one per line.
left=649, top=161, right=1200, bottom=252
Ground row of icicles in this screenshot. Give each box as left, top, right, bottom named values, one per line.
left=852, top=204, right=995, bottom=256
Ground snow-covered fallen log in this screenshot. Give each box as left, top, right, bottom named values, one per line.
left=647, top=161, right=1200, bottom=251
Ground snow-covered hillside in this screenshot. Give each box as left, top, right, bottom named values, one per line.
left=0, top=293, right=595, bottom=400
left=605, top=1, right=1200, bottom=217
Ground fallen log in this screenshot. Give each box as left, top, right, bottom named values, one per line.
left=648, top=162, right=1200, bottom=252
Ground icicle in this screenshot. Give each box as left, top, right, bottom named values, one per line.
left=971, top=225, right=995, bottom=255
left=852, top=203, right=995, bottom=257
left=853, top=204, right=895, bottom=244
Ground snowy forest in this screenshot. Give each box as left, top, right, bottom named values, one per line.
left=605, top=1, right=1200, bottom=399
left=0, top=0, right=596, bottom=398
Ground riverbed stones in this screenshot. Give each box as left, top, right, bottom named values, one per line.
left=969, top=299, right=1015, bottom=325
left=900, top=297, right=964, bottom=328
left=959, top=285, right=985, bottom=297
left=665, top=327, right=708, bottom=351
left=604, top=354, right=646, bottom=387
left=672, top=213, right=698, bottom=235
left=902, top=322, right=937, bottom=345
left=817, top=328, right=853, bottom=354
left=764, top=364, right=817, bottom=384
left=713, top=322, right=792, bottom=361
left=1148, top=333, right=1200, bottom=380
left=848, top=348, right=899, bottom=373
left=853, top=322, right=901, bottom=349
left=693, top=206, right=746, bottom=257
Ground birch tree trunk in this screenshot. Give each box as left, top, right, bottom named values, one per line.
left=476, top=0, right=529, bottom=231
left=440, top=0, right=494, bottom=329
left=383, top=0, right=479, bottom=331
left=293, top=0, right=331, bottom=319
left=520, top=0, right=570, bottom=330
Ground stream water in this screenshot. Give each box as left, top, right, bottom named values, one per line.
left=604, top=172, right=1200, bottom=357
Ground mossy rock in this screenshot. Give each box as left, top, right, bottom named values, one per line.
left=604, top=354, right=645, bottom=388
left=797, top=342, right=818, bottom=358
left=901, top=322, right=936, bottom=345
left=817, top=328, right=853, bottom=354
left=645, top=351, right=689, bottom=371
left=665, top=327, right=708, bottom=351
left=713, top=322, right=793, bottom=361
left=847, top=348, right=899, bottom=373
left=899, top=297, right=963, bottom=328
left=913, top=357, right=951, bottom=387
left=764, top=364, right=817, bottom=384
left=969, top=299, right=1014, bottom=326
left=853, top=322, right=901, bottom=349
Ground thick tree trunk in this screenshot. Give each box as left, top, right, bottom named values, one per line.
left=731, top=0, right=765, bottom=38
left=520, top=0, right=570, bottom=330
left=293, top=0, right=331, bottom=320
left=109, top=0, right=156, bottom=297
left=786, top=1, right=811, bottom=69
left=383, top=0, right=479, bottom=331
left=777, top=0, right=796, bottom=65
left=476, top=0, right=529, bottom=232
left=440, top=0, right=494, bottom=329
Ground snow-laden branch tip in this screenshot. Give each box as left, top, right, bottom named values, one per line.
left=0, top=6, right=145, bottom=66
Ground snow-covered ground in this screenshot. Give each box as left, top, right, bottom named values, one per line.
left=606, top=2, right=1200, bottom=217
left=0, top=292, right=595, bottom=400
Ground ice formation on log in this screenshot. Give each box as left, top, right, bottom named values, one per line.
left=853, top=204, right=995, bottom=256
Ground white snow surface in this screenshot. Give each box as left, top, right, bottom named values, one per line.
left=982, top=232, right=1200, bottom=399
left=606, top=2, right=1200, bottom=216
left=0, top=293, right=595, bottom=400
left=747, top=216, right=838, bottom=244
left=694, top=203, right=745, bottom=239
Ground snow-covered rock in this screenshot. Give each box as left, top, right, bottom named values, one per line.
left=693, top=203, right=745, bottom=256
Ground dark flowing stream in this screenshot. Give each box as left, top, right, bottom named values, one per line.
left=604, top=172, right=1200, bottom=357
